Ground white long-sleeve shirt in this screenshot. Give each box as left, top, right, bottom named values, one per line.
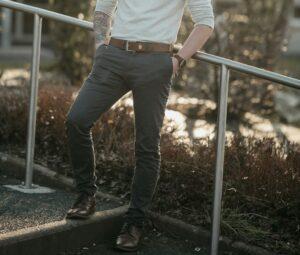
left=95, top=0, right=214, bottom=44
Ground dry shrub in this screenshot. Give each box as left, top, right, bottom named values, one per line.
left=155, top=134, right=299, bottom=253
left=0, top=85, right=299, bottom=253
left=0, top=87, right=28, bottom=144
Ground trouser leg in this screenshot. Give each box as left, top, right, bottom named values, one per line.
left=65, top=45, right=129, bottom=196
left=124, top=52, right=173, bottom=226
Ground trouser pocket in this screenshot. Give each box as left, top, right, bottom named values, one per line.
left=165, top=53, right=174, bottom=81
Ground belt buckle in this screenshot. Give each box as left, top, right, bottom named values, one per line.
left=125, top=41, right=136, bottom=52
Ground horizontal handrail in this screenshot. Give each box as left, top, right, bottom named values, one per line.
left=192, top=50, right=300, bottom=89
left=1, top=0, right=299, bottom=89
left=0, top=0, right=92, bottom=30
left=1, top=2, right=299, bottom=255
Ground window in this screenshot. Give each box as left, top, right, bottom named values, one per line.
left=294, top=6, right=300, bottom=18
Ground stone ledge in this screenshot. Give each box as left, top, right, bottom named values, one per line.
left=0, top=152, right=276, bottom=255
left=0, top=205, right=127, bottom=255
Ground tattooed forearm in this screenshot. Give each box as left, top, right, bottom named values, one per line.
left=93, top=11, right=112, bottom=46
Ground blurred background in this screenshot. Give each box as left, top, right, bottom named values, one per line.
left=0, top=1, right=299, bottom=254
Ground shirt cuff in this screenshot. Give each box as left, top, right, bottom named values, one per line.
left=193, top=18, right=214, bottom=29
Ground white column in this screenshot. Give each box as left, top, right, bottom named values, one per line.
left=15, top=10, right=24, bottom=39
left=1, top=7, right=13, bottom=49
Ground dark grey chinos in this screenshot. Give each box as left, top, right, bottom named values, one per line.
left=65, top=43, right=174, bottom=226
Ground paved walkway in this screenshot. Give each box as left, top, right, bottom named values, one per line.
left=0, top=174, right=120, bottom=234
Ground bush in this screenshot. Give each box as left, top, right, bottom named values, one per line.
left=0, top=85, right=299, bottom=254
left=47, top=0, right=95, bottom=86
left=177, top=0, right=293, bottom=119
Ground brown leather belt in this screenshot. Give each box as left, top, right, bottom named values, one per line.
left=108, top=37, right=174, bottom=53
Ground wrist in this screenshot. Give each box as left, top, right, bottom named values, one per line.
left=173, top=53, right=187, bottom=69
left=95, top=33, right=105, bottom=42
left=176, top=52, right=186, bottom=60
left=95, top=34, right=110, bottom=46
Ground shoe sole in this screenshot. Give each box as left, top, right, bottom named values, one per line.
left=114, top=244, right=139, bottom=252
left=65, top=208, right=96, bottom=220
left=65, top=214, right=91, bottom=220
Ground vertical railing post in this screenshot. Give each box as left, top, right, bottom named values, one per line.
left=210, top=64, right=230, bottom=255
left=24, top=13, right=42, bottom=189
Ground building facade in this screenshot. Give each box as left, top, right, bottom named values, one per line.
left=0, top=0, right=50, bottom=48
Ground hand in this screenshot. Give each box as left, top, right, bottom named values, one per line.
left=95, top=38, right=109, bottom=50
left=95, top=42, right=101, bottom=50
left=171, top=57, right=180, bottom=77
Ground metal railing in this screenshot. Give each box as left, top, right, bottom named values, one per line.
left=1, top=1, right=300, bottom=255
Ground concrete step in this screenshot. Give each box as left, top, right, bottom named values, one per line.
left=0, top=175, right=208, bottom=255
left=73, top=227, right=208, bottom=255
left=0, top=155, right=270, bottom=255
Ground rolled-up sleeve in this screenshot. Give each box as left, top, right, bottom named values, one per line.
left=187, top=0, right=214, bottom=29
left=95, top=0, right=118, bottom=16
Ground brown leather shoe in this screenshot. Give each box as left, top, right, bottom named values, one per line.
left=65, top=193, right=96, bottom=219
left=115, top=221, right=144, bottom=252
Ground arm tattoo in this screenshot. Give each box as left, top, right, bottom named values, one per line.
left=93, top=11, right=112, bottom=45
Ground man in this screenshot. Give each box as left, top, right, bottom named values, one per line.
left=65, top=0, right=214, bottom=251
